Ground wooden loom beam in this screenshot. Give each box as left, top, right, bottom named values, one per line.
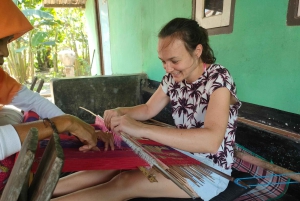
left=234, top=149, right=300, bottom=182
left=148, top=118, right=300, bottom=183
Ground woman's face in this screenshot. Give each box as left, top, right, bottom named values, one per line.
left=0, top=36, right=13, bottom=65
left=158, top=36, right=202, bottom=83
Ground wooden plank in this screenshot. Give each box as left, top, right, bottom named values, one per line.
left=0, top=128, right=38, bottom=201
left=238, top=117, right=300, bottom=142
left=28, top=132, right=64, bottom=201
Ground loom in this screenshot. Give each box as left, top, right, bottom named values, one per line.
left=26, top=108, right=250, bottom=199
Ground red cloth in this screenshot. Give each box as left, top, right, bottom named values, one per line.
left=0, top=154, right=16, bottom=191
left=32, top=134, right=202, bottom=172
left=23, top=111, right=201, bottom=172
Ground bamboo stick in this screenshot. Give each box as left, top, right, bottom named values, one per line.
left=234, top=149, right=300, bottom=182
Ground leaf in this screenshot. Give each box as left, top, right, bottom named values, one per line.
left=31, top=32, right=47, bottom=47
left=38, top=19, right=59, bottom=26
left=15, top=46, right=28, bottom=53
left=42, top=41, right=56, bottom=46
left=22, top=9, right=54, bottom=19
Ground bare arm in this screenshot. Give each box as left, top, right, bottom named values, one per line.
left=104, top=85, right=170, bottom=128
left=111, top=88, right=231, bottom=154
left=13, top=114, right=98, bottom=152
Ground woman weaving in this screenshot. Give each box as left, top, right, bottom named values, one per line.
left=52, top=18, right=241, bottom=201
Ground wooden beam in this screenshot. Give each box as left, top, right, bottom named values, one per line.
left=238, top=117, right=300, bottom=142
left=94, top=0, right=105, bottom=75
left=235, top=149, right=300, bottom=182
left=43, top=4, right=85, bottom=8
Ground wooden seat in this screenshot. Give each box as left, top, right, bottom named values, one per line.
left=0, top=128, right=38, bottom=201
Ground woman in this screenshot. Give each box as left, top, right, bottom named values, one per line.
left=52, top=18, right=241, bottom=201
left=0, top=0, right=64, bottom=121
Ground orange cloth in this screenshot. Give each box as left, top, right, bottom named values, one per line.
left=0, top=0, right=33, bottom=109
left=0, top=0, right=33, bottom=41
left=0, top=68, right=21, bottom=108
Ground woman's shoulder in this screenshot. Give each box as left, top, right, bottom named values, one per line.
left=208, top=63, right=228, bottom=72
left=207, top=64, right=232, bottom=77
left=161, top=73, right=174, bottom=85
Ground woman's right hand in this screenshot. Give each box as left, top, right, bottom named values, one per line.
left=103, top=108, right=122, bottom=130
left=60, top=115, right=99, bottom=152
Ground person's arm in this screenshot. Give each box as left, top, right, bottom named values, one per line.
left=111, top=87, right=231, bottom=154
left=0, top=125, right=21, bottom=160
left=104, top=85, right=170, bottom=129
left=10, top=86, right=64, bottom=118
left=13, top=114, right=98, bottom=151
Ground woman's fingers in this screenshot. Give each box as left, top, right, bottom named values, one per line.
left=67, top=116, right=98, bottom=150
left=103, top=108, right=121, bottom=130
left=79, top=144, right=100, bottom=152
left=96, top=130, right=115, bottom=151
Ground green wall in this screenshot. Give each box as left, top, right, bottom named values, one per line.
left=107, top=0, right=300, bottom=115
left=108, top=0, right=192, bottom=76
left=85, top=0, right=101, bottom=75
left=210, top=0, right=300, bottom=115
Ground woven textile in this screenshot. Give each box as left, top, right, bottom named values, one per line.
left=0, top=154, right=16, bottom=192
left=24, top=111, right=290, bottom=200
left=233, top=145, right=289, bottom=201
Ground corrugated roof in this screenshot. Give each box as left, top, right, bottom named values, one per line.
left=43, top=0, right=87, bottom=8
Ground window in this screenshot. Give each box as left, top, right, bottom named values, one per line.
left=287, top=0, right=300, bottom=26
left=193, top=0, right=235, bottom=35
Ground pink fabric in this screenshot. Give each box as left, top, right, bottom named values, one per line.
left=95, top=115, right=122, bottom=148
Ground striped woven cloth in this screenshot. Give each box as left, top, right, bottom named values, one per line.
left=23, top=111, right=290, bottom=200
left=233, top=144, right=289, bottom=201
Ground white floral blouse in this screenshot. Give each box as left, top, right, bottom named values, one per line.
left=161, top=64, right=241, bottom=169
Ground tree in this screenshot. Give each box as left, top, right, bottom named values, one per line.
left=6, top=0, right=90, bottom=84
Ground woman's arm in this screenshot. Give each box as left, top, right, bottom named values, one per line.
left=10, top=86, right=64, bottom=118
left=13, top=114, right=98, bottom=152
left=104, top=85, right=170, bottom=128
left=0, top=114, right=98, bottom=160
left=111, top=87, right=231, bottom=154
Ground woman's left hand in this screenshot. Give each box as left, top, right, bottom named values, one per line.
left=110, top=115, right=145, bottom=138
left=96, top=130, right=115, bottom=151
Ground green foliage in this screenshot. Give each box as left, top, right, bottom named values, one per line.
left=6, top=1, right=90, bottom=84
left=15, top=46, right=28, bottom=53
left=22, top=9, right=53, bottom=19
left=31, top=31, right=47, bottom=47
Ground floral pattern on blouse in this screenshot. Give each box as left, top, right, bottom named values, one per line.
left=161, top=64, right=241, bottom=169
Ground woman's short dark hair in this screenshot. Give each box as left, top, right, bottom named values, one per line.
left=158, top=18, right=216, bottom=64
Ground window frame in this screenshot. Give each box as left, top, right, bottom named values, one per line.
left=192, top=0, right=236, bottom=35
left=287, top=0, right=300, bottom=26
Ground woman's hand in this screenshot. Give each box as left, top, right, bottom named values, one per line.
left=62, top=115, right=99, bottom=152
left=103, top=108, right=122, bottom=130
left=96, top=130, right=115, bottom=151
left=110, top=115, right=146, bottom=139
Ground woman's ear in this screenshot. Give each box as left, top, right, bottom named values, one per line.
left=194, top=44, right=203, bottom=58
